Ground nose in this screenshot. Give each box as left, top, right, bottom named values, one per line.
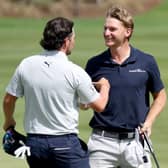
left=104, top=28, right=111, bottom=36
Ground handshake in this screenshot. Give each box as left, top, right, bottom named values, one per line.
left=80, top=77, right=110, bottom=111
left=2, top=127, right=30, bottom=159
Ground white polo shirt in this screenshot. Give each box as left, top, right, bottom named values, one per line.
left=6, top=50, right=100, bottom=135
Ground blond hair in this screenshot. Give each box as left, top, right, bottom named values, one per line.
left=106, top=6, right=134, bottom=29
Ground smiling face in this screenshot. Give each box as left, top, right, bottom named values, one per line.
left=103, top=17, right=132, bottom=48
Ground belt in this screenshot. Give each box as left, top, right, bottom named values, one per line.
left=93, top=129, right=135, bottom=140
left=27, top=133, right=77, bottom=138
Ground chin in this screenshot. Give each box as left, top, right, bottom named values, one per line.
left=105, top=40, right=114, bottom=45
left=105, top=43, right=113, bottom=47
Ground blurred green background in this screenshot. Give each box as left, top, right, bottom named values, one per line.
left=0, top=0, right=167, bottom=167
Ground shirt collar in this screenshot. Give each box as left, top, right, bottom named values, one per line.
left=41, top=50, right=68, bottom=61
left=105, top=46, right=136, bottom=65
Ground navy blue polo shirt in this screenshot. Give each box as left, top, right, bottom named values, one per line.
left=85, top=46, right=164, bottom=131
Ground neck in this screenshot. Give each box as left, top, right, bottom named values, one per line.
left=60, top=43, right=69, bottom=55
left=110, top=43, right=131, bottom=64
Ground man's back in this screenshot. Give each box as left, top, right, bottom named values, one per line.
left=7, top=50, right=89, bottom=135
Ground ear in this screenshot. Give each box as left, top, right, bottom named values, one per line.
left=62, top=37, right=69, bottom=48
left=65, top=36, right=71, bottom=44
left=125, top=28, right=132, bottom=38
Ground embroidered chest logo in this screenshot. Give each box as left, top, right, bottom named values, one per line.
left=129, top=69, right=146, bottom=73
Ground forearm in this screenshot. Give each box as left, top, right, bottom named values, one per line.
left=3, top=93, right=17, bottom=131
left=145, top=89, right=166, bottom=124
left=142, top=89, right=167, bottom=135
left=89, top=84, right=110, bottom=112
left=98, top=84, right=110, bottom=108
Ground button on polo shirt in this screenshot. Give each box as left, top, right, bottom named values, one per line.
left=86, top=47, right=164, bottom=130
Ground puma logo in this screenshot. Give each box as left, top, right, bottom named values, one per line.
left=44, top=61, right=50, bottom=67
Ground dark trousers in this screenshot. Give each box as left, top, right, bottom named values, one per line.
left=26, top=134, right=90, bottom=168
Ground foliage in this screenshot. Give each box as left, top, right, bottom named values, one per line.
left=0, top=0, right=161, bottom=18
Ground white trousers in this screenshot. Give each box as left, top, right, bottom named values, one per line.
left=88, top=132, right=152, bottom=168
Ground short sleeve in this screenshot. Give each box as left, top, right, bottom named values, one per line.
left=147, top=57, right=164, bottom=93
left=6, top=65, right=24, bottom=97
left=77, top=73, right=100, bottom=104
left=69, top=64, right=100, bottom=104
